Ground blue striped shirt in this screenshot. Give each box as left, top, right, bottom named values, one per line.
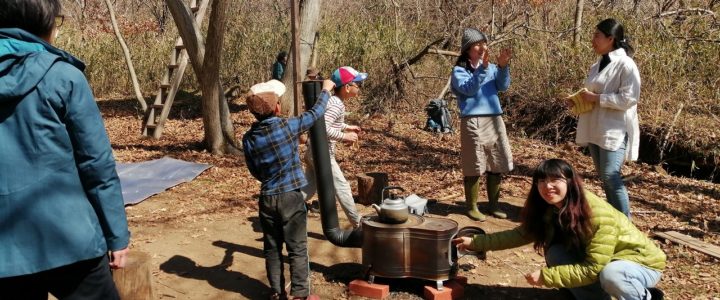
left=242, top=91, right=329, bottom=195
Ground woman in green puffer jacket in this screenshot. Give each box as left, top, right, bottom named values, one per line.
left=454, top=159, right=666, bottom=300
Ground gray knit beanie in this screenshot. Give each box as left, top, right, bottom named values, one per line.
left=461, top=28, right=487, bottom=53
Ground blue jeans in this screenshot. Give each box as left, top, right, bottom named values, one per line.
left=588, top=137, right=629, bottom=216
left=545, top=244, right=662, bottom=300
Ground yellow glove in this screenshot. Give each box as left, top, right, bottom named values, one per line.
left=566, top=88, right=593, bottom=115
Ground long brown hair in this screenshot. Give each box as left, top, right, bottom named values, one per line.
left=520, top=159, right=593, bottom=253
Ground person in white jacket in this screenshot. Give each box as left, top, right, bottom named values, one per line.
left=573, top=18, right=640, bottom=217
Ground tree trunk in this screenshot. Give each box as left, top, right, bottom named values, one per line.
left=310, top=32, right=320, bottom=68
left=573, top=0, right=585, bottom=47
left=280, top=0, right=322, bottom=116
left=166, top=0, right=239, bottom=155
left=104, top=0, right=147, bottom=111
left=200, top=0, right=231, bottom=154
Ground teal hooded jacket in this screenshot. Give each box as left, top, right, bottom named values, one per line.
left=0, top=28, right=130, bottom=277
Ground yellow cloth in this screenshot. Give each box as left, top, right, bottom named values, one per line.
left=566, top=88, right=593, bottom=115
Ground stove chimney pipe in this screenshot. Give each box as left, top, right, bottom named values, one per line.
left=302, top=80, right=362, bottom=247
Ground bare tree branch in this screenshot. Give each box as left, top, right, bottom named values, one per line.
left=104, top=0, right=147, bottom=111
left=646, top=8, right=717, bottom=20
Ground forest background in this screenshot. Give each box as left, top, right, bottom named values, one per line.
left=43, top=0, right=720, bottom=298
left=58, top=0, right=719, bottom=181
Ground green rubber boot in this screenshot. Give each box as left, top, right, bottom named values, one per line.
left=464, top=176, right=486, bottom=221
left=486, top=173, right=507, bottom=219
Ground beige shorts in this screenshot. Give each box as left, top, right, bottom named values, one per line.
left=460, top=116, right=514, bottom=176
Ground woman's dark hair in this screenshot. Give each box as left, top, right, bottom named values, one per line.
left=454, top=51, right=474, bottom=72
left=596, top=18, right=634, bottom=57
left=0, top=0, right=62, bottom=38
left=276, top=51, right=287, bottom=61
left=520, top=159, right=593, bottom=254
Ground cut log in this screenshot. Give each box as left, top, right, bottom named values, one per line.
left=112, top=251, right=155, bottom=299
left=357, top=172, right=388, bottom=205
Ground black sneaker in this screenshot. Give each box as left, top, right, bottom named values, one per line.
left=648, top=287, right=664, bottom=300
left=306, top=201, right=320, bottom=213
left=270, top=292, right=288, bottom=300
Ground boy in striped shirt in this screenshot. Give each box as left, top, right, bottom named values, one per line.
left=302, top=66, right=366, bottom=228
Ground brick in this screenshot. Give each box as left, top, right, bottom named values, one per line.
left=348, top=279, right=389, bottom=299
left=423, top=279, right=465, bottom=300
left=453, top=276, right=468, bottom=286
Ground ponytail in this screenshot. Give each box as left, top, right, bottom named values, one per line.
left=616, top=37, right=634, bottom=57
left=596, top=18, right=634, bottom=57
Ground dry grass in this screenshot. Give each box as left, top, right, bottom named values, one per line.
left=55, top=0, right=719, bottom=169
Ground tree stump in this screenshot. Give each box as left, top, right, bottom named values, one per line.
left=112, top=251, right=154, bottom=300
left=357, top=172, right=388, bottom=205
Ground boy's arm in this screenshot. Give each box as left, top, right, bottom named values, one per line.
left=288, top=80, right=335, bottom=134
left=242, top=138, right=262, bottom=180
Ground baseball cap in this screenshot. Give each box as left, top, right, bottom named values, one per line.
left=331, top=66, right=367, bottom=87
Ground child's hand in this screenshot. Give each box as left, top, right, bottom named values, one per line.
left=453, top=237, right=473, bottom=252
left=322, top=79, right=336, bottom=92
left=342, top=132, right=359, bottom=144
left=346, top=125, right=362, bottom=133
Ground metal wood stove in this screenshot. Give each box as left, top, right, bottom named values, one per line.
left=361, top=214, right=459, bottom=290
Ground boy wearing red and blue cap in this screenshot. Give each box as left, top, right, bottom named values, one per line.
left=302, top=66, right=367, bottom=228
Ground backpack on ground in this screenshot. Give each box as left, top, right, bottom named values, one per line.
left=424, top=99, right=452, bottom=133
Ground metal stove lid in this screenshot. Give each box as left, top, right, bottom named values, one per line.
left=362, top=214, right=424, bottom=228
left=417, top=217, right=458, bottom=231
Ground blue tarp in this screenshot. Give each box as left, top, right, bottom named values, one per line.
left=116, top=157, right=211, bottom=205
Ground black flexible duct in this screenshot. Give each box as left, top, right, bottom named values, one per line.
left=302, top=80, right=363, bottom=248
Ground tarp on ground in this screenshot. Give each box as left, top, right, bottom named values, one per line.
left=116, top=157, right=212, bottom=205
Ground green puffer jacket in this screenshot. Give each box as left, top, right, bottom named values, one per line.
left=469, top=191, right=666, bottom=288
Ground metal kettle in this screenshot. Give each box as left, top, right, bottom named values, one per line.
left=371, top=186, right=409, bottom=224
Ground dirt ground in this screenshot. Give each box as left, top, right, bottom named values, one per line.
left=102, top=96, right=720, bottom=299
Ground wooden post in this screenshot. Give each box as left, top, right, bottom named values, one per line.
left=357, top=172, right=389, bottom=205
left=290, top=0, right=301, bottom=115
left=112, top=251, right=155, bottom=300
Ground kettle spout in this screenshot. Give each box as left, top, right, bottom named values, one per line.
left=371, top=204, right=381, bottom=214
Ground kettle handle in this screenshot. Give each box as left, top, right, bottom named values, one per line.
left=381, top=186, right=405, bottom=201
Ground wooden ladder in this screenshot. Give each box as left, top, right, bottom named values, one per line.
left=142, top=0, right=210, bottom=138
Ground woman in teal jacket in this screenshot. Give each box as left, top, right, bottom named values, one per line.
left=454, top=159, right=665, bottom=300
left=451, top=28, right=513, bottom=221
left=0, top=0, right=130, bottom=298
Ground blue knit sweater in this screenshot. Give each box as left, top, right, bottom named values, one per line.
left=451, top=64, right=511, bottom=117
